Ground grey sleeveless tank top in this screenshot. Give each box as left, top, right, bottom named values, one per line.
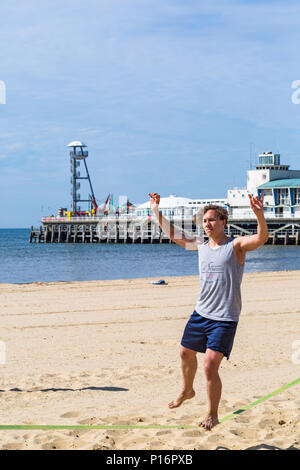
left=195, top=238, right=244, bottom=322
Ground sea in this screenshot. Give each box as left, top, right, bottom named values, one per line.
left=1, top=228, right=300, bottom=284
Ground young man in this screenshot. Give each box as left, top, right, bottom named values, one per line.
left=149, top=192, right=268, bottom=430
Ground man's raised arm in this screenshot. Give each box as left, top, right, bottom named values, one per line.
left=149, top=193, right=198, bottom=250
left=234, top=194, right=269, bottom=255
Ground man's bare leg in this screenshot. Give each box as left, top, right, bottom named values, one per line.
left=168, top=347, right=197, bottom=409
left=199, top=348, right=224, bottom=430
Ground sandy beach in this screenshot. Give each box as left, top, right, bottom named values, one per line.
left=0, top=271, right=299, bottom=450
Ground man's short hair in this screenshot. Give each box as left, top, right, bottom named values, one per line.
left=203, top=205, right=229, bottom=224
left=193, top=205, right=229, bottom=226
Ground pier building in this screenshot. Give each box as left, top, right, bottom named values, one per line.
left=29, top=146, right=300, bottom=245
left=136, top=195, right=227, bottom=218
left=228, top=152, right=300, bottom=219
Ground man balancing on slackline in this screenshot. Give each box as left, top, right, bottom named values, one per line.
left=149, top=192, right=268, bottom=430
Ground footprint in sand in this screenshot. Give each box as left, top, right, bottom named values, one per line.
left=2, top=442, right=27, bottom=450
left=60, top=411, right=81, bottom=418
left=263, top=432, right=274, bottom=440
left=78, top=417, right=98, bottom=425
left=204, top=433, right=224, bottom=443
left=93, top=436, right=115, bottom=450
left=42, top=438, right=71, bottom=450
left=120, top=437, right=151, bottom=449
left=258, top=417, right=277, bottom=429
left=155, top=430, right=172, bottom=436
left=234, top=415, right=250, bottom=424
left=182, top=430, right=203, bottom=437
left=149, top=439, right=163, bottom=447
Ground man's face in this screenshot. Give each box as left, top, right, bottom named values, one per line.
left=202, top=210, right=226, bottom=237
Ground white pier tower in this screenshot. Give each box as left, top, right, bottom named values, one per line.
left=67, top=141, right=97, bottom=214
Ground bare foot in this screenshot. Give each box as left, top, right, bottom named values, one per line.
left=168, top=389, right=195, bottom=409
left=198, top=413, right=219, bottom=431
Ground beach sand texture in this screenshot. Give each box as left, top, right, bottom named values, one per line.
left=0, top=271, right=299, bottom=450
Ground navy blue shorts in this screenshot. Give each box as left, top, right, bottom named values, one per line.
left=181, top=311, right=238, bottom=360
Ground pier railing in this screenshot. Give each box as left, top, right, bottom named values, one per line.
left=31, top=212, right=300, bottom=245
left=41, top=211, right=300, bottom=224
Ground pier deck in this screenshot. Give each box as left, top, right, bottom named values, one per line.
left=29, top=216, right=300, bottom=245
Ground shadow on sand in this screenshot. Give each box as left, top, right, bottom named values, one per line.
left=0, top=386, right=128, bottom=392
left=216, top=443, right=299, bottom=451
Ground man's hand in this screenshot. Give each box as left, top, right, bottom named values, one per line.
left=248, top=193, right=264, bottom=217
left=149, top=193, right=160, bottom=213
left=148, top=192, right=197, bottom=251
left=234, top=193, right=268, bottom=260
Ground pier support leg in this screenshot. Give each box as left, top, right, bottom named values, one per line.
left=38, top=226, right=42, bottom=243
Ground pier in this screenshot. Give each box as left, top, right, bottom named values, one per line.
left=30, top=216, right=174, bottom=244
left=29, top=215, right=300, bottom=245
left=28, top=144, right=300, bottom=246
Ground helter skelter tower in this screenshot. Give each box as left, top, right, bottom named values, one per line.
left=67, top=141, right=97, bottom=214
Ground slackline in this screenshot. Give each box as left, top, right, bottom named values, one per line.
left=0, top=377, right=299, bottom=430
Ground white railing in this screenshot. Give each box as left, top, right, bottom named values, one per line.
left=229, top=212, right=300, bottom=220
left=42, top=213, right=300, bottom=224
left=41, top=214, right=140, bottom=223
left=42, top=217, right=98, bottom=223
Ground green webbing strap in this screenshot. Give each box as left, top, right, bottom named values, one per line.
left=219, top=377, right=300, bottom=423
left=0, top=378, right=299, bottom=430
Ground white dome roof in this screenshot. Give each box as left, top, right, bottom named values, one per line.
left=67, top=141, right=87, bottom=147
left=138, top=195, right=192, bottom=209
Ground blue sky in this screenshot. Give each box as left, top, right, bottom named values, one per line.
left=1, top=0, right=300, bottom=227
